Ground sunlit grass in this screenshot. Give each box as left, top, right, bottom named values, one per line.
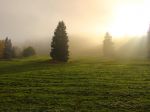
left=0, top=57, right=150, bottom=112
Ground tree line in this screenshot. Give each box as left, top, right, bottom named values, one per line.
left=0, top=37, right=36, bottom=60
left=50, top=21, right=150, bottom=62
left=50, top=21, right=114, bottom=62
left=1, top=21, right=150, bottom=62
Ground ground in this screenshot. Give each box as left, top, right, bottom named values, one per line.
left=0, top=57, right=150, bottom=112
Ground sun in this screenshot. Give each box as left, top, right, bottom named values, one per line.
left=108, top=0, right=150, bottom=38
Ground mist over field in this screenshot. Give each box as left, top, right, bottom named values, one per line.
left=0, top=0, right=149, bottom=59
left=12, top=35, right=147, bottom=59
left=1, top=0, right=150, bottom=112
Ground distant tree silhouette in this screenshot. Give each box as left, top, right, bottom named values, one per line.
left=12, top=46, right=18, bottom=58
left=103, top=32, right=114, bottom=57
left=50, top=21, right=69, bottom=62
left=147, top=25, right=150, bottom=58
left=22, top=46, right=36, bottom=57
left=0, top=40, right=5, bottom=59
left=3, top=37, right=12, bottom=59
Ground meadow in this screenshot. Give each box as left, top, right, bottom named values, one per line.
left=0, top=57, right=150, bottom=112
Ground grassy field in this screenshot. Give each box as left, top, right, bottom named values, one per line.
left=0, top=57, right=150, bottom=112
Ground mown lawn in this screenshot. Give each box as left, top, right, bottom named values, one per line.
left=0, top=57, right=150, bottom=112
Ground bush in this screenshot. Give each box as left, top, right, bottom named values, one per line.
left=22, top=47, right=36, bottom=57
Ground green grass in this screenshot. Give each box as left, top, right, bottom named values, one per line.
left=0, top=56, right=150, bottom=112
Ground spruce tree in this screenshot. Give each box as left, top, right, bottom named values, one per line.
left=3, top=37, right=12, bottom=59
left=103, top=32, right=114, bottom=57
left=50, top=21, right=69, bottom=62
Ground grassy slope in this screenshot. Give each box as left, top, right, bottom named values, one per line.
left=0, top=57, right=150, bottom=112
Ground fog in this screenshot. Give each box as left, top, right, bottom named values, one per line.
left=12, top=34, right=147, bottom=60
left=0, top=0, right=149, bottom=59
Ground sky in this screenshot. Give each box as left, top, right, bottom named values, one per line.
left=0, top=0, right=150, bottom=43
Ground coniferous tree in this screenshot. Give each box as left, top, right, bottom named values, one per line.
left=103, top=32, right=114, bottom=57
left=147, top=25, right=150, bottom=58
left=3, top=37, right=12, bottom=59
left=50, top=21, right=69, bottom=62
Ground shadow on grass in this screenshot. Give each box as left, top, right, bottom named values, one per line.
left=0, top=59, right=69, bottom=75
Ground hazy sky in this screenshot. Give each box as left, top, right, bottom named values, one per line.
left=0, top=0, right=150, bottom=43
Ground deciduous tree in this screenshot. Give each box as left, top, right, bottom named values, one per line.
left=22, top=46, right=36, bottom=57
left=0, top=40, right=4, bottom=59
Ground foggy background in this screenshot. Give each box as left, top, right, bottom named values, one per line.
left=0, top=0, right=149, bottom=58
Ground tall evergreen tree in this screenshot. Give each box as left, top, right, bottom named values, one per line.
left=3, top=37, right=12, bottom=59
left=147, top=25, right=150, bottom=58
left=103, top=32, right=114, bottom=57
left=50, top=21, right=69, bottom=62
